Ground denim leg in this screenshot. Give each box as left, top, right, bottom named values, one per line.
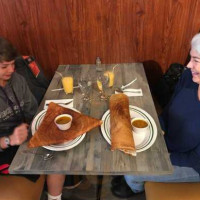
left=124, top=165, right=200, bottom=193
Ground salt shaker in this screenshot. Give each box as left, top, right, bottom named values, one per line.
left=96, top=57, right=102, bottom=72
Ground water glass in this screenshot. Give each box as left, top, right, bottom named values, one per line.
left=78, top=76, right=92, bottom=101
left=97, top=71, right=109, bottom=100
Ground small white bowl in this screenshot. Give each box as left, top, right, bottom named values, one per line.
left=131, top=117, right=149, bottom=142
left=54, top=114, right=72, bottom=131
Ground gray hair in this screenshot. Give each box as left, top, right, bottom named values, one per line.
left=191, top=33, right=200, bottom=54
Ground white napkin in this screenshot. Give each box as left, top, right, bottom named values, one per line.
left=115, top=89, right=143, bottom=97
left=44, top=99, right=73, bottom=109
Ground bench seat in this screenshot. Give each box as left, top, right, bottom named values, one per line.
left=145, top=182, right=200, bottom=200
left=0, top=175, right=45, bottom=200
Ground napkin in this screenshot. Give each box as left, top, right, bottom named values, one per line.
left=28, top=102, right=102, bottom=148
left=44, top=99, right=73, bottom=109
left=109, top=94, right=136, bottom=156
left=115, top=89, right=143, bottom=97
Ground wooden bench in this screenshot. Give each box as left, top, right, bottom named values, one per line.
left=0, top=175, right=45, bottom=200
left=145, top=182, right=200, bottom=200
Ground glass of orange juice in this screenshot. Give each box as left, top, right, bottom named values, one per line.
left=97, top=71, right=109, bottom=100
left=104, top=71, right=114, bottom=87
left=62, top=74, right=74, bottom=94
left=97, top=71, right=114, bottom=90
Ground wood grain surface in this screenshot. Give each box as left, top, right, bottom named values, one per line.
left=0, top=0, right=200, bottom=78
left=9, top=63, right=173, bottom=175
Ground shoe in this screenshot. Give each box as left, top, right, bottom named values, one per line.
left=63, top=175, right=83, bottom=189
left=111, top=179, right=143, bottom=198
left=63, top=179, right=82, bottom=189
left=111, top=176, right=124, bottom=187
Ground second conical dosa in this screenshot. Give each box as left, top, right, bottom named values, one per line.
left=109, top=94, right=136, bottom=156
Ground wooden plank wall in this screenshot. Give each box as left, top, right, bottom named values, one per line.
left=0, top=0, right=200, bottom=83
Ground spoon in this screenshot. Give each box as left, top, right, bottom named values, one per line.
left=51, top=85, right=79, bottom=91
left=22, top=150, right=54, bottom=160
left=121, top=78, right=137, bottom=90
left=46, top=100, right=73, bottom=106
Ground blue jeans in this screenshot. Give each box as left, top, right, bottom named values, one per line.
left=124, top=165, right=200, bottom=193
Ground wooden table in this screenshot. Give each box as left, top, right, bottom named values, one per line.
left=9, top=63, right=173, bottom=175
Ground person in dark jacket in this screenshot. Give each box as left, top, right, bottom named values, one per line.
left=111, top=33, right=200, bottom=198
left=0, top=37, right=66, bottom=200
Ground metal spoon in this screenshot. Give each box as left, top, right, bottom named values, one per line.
left=22, top=150, right=53, bottom=160
left=51, top=85, right=79, bottom=91
left=46, top=100, right=73, bottom=106
left=121, top=78, right=137, bottom=90
left=41, top=153, right=53, bottom=160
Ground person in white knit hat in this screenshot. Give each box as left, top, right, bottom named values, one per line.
left=111, top=33, right=200, bottom=198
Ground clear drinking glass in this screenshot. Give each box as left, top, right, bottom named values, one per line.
left=78, top=76, right=92, bottom=101
left=97, top=71, right=109, bottom=100
left=104, top=71, right=114, bottom=87
left=62, top=72, right=74, bottom=94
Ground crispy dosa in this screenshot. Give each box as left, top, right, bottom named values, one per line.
left=109, top=94, right=136, bottom=156
left=28, top=102, right=102, bottom=148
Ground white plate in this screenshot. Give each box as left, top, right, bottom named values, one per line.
left=31, top=108, right=86, bottom=151
left=101, top=106, right=157, bottom=153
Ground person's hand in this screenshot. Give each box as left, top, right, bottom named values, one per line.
left=9, top=123, right=29, bottom=146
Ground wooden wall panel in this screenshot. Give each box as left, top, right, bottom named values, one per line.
left=0, top=0, right=200, bottom=79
